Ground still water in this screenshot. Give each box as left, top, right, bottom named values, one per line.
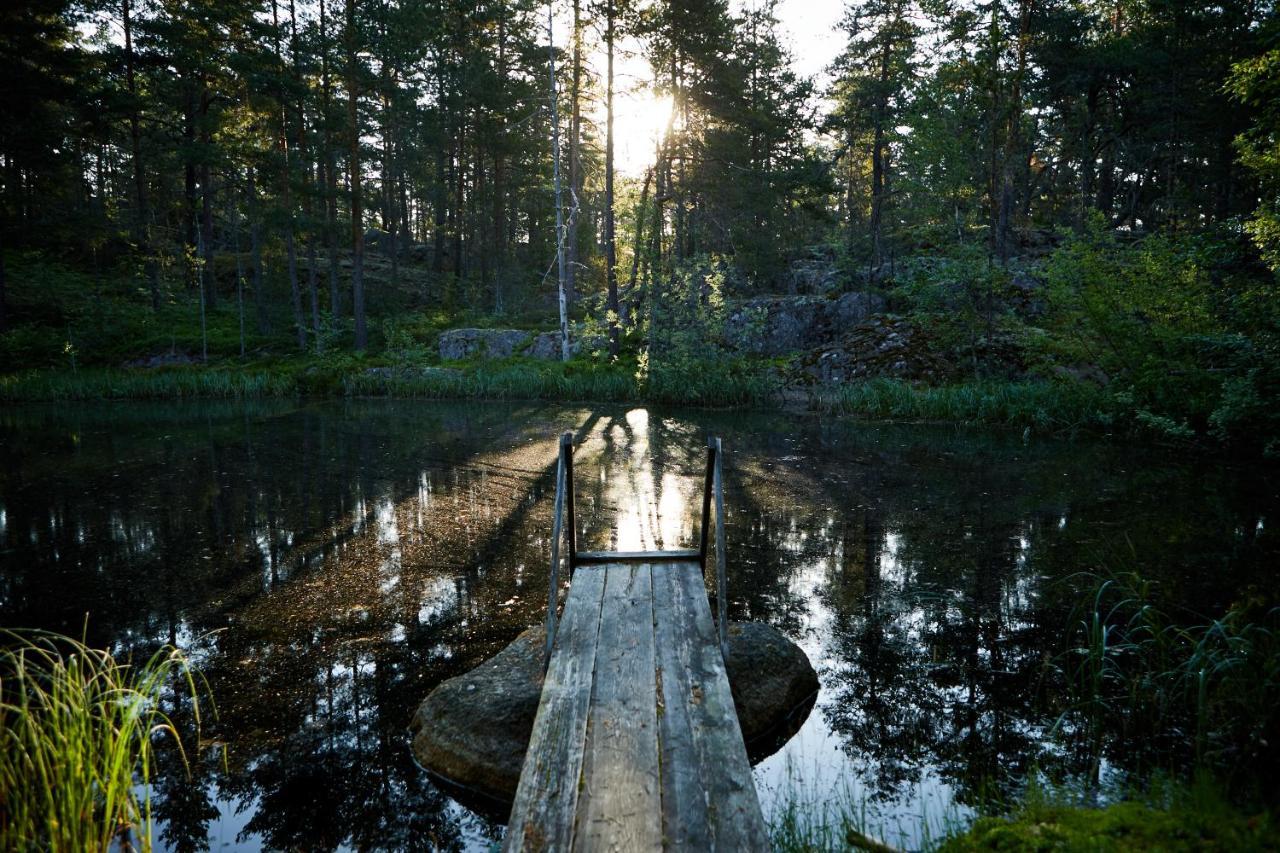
left=1, top=400, right=1275, bottom=850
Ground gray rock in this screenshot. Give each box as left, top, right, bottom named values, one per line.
left=723, top=621, right=819, bottom=752
left=723, top=293, right=885, bottom=356
left=410, top=627, right=546, bottom=804
left=410, top=620, right=816, bottom=805
left=439, top=328, right=530, bottom=361
left=524, top=331, right=566, bottom=361
left=829, top=291, right=882, bottom=328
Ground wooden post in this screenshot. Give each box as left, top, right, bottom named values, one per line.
left=545, top=439, right=567, bottom=668
left=713, top=437, right=727, bottom=660
left=563, top=431, right=578, bottom=572
left=698, top=439, right=715, bottom=570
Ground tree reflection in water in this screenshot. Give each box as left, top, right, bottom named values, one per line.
left=0, top=401, right=1274, bottom=849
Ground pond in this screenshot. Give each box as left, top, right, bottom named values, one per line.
left=1, top=400, right=1275, bottom=850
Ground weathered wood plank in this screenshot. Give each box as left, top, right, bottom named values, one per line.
left=652, top=561, right=769, bottom=852
left=504, top=566, right=608, bottom=853
left=574, top=549, right=701, bottom=564
left=573, top=563, right=662, bottom=851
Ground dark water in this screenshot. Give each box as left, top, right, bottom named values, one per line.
left=1, top=400, right=1275, bottom=850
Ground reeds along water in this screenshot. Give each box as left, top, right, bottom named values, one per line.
left=1052, top=570, right=1280, bottom=786
left=0, top=630, right=209, bottom=852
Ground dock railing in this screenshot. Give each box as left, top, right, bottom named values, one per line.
left=543, top=432, right=730, bottom=666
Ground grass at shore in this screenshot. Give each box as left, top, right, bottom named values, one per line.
left=812, top=377, right=1118, bottom=433
left=0, top=631, right=207, bottom=852
left=0, top=358, right=1126, bottom=435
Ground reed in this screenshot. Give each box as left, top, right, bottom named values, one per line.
left=0, top=631, right=208, bottom=852
left=814, top=379, right=1115, bottom=432
left=0, top=369, right=296, bottom=401
left=1052, top=570, right=1280, bottom=780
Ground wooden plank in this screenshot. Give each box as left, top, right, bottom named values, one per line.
left=652, top=562, right=769, bottom=852
left=574, top=549, right=701, bottom=564
left=504, top=566, right=608, bottom=853
left=573, top=563, right=662, bottom=851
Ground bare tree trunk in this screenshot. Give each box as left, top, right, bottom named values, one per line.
left=320, top=0, right=341, bottom=317
left=549, top=3, right=569, bottom=361
left=493, top=2, right=508, bottom=314
left=604, top=0, right=619, bottom=357
left=229, top=186, right=246, bottom=356
left=346, top=0, right=367, bottom=350
left=565, top=0, right=582, bottom=313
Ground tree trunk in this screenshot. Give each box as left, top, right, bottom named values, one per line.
left=273, top=0, right=304, bottom=348
left=320, top=0, right=341, bottom=317
left=566, top=0, right=582, bottom=313
left=122, top=0, right=160, bottom=311
left=346, top=0, right=367, bottom=350
left=549, top=4, right=569, bottom=361
left=604, top=0, right=619, bottom=356
left=996, top=0, right=1030, bottom=263
left=249, top=168, right=269, bottom=333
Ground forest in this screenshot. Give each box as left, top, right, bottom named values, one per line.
left=4, top=2, right=1280, bottom=850
left=1, top=0, right=1279, bottom=453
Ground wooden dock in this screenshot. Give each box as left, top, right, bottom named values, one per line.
left=502, top=434, right=768, bottom=852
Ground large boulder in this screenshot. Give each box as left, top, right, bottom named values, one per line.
left=410, top=626, right=546, bottom=808
left=438, top=328, right=530, bottom=361
left=410, top=621, right=816, bottom=807
left=723, top=293, right=885, bottom=356
left=723, top=621, right=819, bottom=756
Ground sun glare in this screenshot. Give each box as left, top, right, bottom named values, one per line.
left=606, top=91, right=674, bottom=177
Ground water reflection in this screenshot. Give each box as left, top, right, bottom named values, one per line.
left=0, top=401, right=1275, bottom=850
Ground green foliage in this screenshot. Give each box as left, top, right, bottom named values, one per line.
left=1052, top=570, right=1280, bottom=782
left=815, top=378, right=1114, bottom=432
left=0, top=630, right=209, bottom=852
left=0, top=369, right=296, bottom=401
left=1041, top=222, right=1280, bottom=449
left=1229, top=46, right=1280, bottom=272
left=939, top=781, right=1278, bottom=853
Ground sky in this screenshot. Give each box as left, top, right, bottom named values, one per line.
left=580, top=0, right=849, bottom=174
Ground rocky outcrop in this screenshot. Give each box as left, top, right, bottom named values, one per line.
left=723, top=292, right=885, bottom=356
left=439, top=328, right=605, bottom=361
left=438, top=329, right=530, bottom=361
left=409, top=621, right=817, bottom=806
left=796, top=315, right=1029, bottom=386
left=800, top=316, right=951, bottom=383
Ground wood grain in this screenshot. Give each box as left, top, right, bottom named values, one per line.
left=504, top=565, right=607, bottom=852
left=572, top=563, right=662, bottom=851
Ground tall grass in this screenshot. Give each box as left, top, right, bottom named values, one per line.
left=0, top=631, right=208, bottom=852
left=0, top=368, right=296, bottom=401
left=341, top=362, right=640, bottom=402
left=1052, top=571, right=1280, bottom=782
left=814, top=378, right=1116, bottom=432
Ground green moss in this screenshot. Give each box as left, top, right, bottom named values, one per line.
left=940, top=800, right=1278, bottom=852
